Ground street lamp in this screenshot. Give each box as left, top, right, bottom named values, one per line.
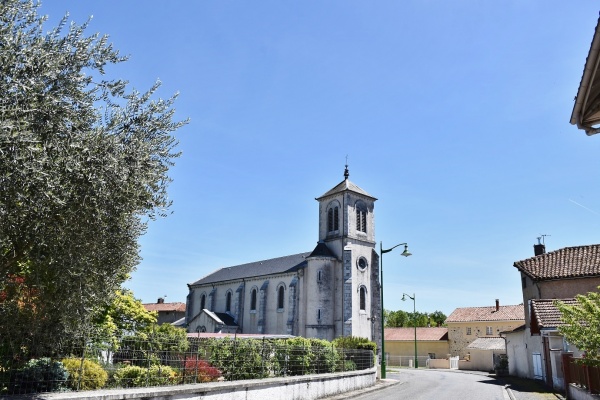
left=380, top=242, right=411, bottom=379
left=402, top=293, right=417, bottom=368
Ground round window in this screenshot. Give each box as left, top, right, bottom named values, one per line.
left=357, top=257, right=368, bottom=271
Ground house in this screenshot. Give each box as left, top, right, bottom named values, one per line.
left=506, top=243, right=600, bottom=389
left=570, top=14, right=600, bottom=135
left=445, top=300, right=524, bottom=359
left=384, top=327, right=448, bottom=367
left=143, top=297, right=186, bottom=326
left=463, top=337, right=506, bottom=372
left=185, top=167, right=383, bottom=347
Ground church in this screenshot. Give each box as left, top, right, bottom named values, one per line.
left=185, top=167, right=381, bottom=345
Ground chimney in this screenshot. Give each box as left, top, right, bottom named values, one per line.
left=495, top=299, right=499, bottom=312
left=534, top=237, right=546, bottom=256
left=157, top=297, right=164, bottom=304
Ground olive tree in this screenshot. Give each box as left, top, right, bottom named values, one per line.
left=0, top=0, right=187, bottom=357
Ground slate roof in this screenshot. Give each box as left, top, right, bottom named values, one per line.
left=466, top=337, right=506, bottom=351
left=446, top=304, right=524, bottom=323
left=514, top=244, right=600, bottom=281
left=143, top=302, right=186, bottom=313
left=308, top=241, right=337, bottom=259
left=385, top=327, right=448, bottom=341
left=316, top=178, right=376, bottom=200
left=530, top=298, right=577, bottom=330
left=190, top=252, right=310, bottom=286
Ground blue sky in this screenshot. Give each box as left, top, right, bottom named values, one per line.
left=39, top=1, right=600, bottom=316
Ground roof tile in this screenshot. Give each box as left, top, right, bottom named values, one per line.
left=446, top=305, right=524, bottom=323
left=384, top=327, right=448, bottom=341
left=531, top=298, right=577, bottom=329
left=514, top=244, right=600, bottom=281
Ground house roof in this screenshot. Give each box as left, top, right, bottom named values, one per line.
left=466, top=337, right=506, bottom=351
left=316, top=178, right=376, bottom=200
left=190, top=252, right=310, bottom=286
left=143, top=302, right=186, bottom=313
left=385, top=327, right=448, bottom=341
left=571, top=14, right=600, bottom=135
left=446, top=304, right=524, bottom=323
left=187, top=333, right=295, bottom=339
left=530, top=298, right=577, bottom=330
left=514, top=244, right=600, bottom=281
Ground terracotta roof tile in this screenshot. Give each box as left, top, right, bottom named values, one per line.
left=446, top=304, right=524, bottom=323
left=514, top=244, right=600, bottom=281
left=143, top=302, right=186, bottom=313
left=384, top=327, right=448, bottom=341
left=531, top=298, right=577, bottom=329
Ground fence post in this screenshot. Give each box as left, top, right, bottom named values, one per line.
left=231, top=337, right=237, bottom=381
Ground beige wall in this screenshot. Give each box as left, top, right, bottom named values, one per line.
left=461, top=348, right=504, bottom=372
left=447, top=320, right=524, bottom=358
left=385, top=340, right=449, bottom=360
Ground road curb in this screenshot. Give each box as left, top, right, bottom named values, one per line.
left=321, top=378, right=401, bottom=400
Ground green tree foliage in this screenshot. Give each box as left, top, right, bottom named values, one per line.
left=385, top=309, right=447, bottom=327
left=556, top=290, right=600, bottom=366
left=0, top=0, right=187, bottom=356
left=114, top=324, right=189, bottom=367
left=95, top=289, right=158, bottom=341
left=61, top=358, right=108, bottom=391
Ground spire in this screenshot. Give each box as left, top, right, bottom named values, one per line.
left=344, top=156, right=349, bottom=180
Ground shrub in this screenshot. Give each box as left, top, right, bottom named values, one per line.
left=332, top=336, right=376, bottom=370
left=208, top=338, right=270, bottom=381
left=273, top=337, right=313, bottom=376
left=181, top=359, right=221, bottom=383
left=113, top=365, right=145, bottom=388
left=10, top=358, right=69, bottom=394
left=112, top=364, right=177, bottom=387
left=61, top=358, right=108, bottom=391
left=309, top=338, right=340, bottom=374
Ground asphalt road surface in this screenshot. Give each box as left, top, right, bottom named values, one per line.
left=348, top=369, right=510, bottom=400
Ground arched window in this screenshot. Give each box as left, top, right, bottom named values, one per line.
left=200, top=293, right=206, bottom=310
left=226, top=291, right=232, bottom=312
left=359, top=286, right=367, bottom=311
left=356, top=201, right=367, bottom=233
left=327, top=206, right=339, bottom=232
left=250, top=288, right=257, bottom=311
left=277, top=286, right=285, bottom=309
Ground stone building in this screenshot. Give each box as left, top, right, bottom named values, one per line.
left=445, top=300, right=524, bottom=358
left=185, top=167, right=381, bottom=345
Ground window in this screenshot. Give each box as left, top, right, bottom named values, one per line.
left=357, top=257, right=368, bottom=271
left=317, top=270, right=322, bottom=282
left=226, top=291, right=232, bottom=312
left=356, top=201, right=367, bottom=233
left=277, top=286, right=285, bottom=309
left=250, top=288, right=257, bottom=311
left=327, top=206, right=339, bottom=232
left=359, top=286, right=366, bottom=311
left=200, top=294, right=206, bottom=310
left=466, top=327, right=471, bottom=335
left=486, top=326, right=493, bottom=335
left=522, top=276, right=527, bottom=288
left=317, top=309, right=322, bottom=320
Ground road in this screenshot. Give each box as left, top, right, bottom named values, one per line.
left=347, top=369, right=510, bottom=400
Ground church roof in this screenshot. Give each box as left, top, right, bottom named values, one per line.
left=316, top=178, right=376, bottom=201
left=190, top=252, right=310, bottom=286
left=307, top=241, right=337, bottom=259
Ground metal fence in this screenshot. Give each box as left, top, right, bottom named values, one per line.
left=0, top=335, right=374, bottom=396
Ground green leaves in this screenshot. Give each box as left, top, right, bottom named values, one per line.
left=557, top=290, right=600, bottom=366
left=0, top=0, right=187, bottom=356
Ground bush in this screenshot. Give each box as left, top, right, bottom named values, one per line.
left=181, top=359, right=221, bottom=383
left=309, top=338, right=340, bottom=374
left=208, top=338, right=271, bottom=380
left=332, top=336, right=376, bottom=370
left=10, top=358, right=69, bottom=394
left=112, top=364, right=177, bottom=388
left=61, top=358, right=108, bottom=391
left=113, top=365, right=145, bottom=388
left=273, top=337, right=313, bottom=376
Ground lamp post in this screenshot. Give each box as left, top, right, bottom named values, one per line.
left=380, top=242, right=411, bottom=379
left=402, top=293, right=417, bottom=368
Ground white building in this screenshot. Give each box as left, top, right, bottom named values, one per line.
left=185, top=167, right=381, bottom=346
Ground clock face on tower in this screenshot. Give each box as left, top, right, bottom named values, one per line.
left=357, top=257, right=368, bottom=271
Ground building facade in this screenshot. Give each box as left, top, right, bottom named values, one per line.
left=185, top=168, right=381, bottom=345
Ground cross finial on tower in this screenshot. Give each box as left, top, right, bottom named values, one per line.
left=344, top=156, right=349, bottom=180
